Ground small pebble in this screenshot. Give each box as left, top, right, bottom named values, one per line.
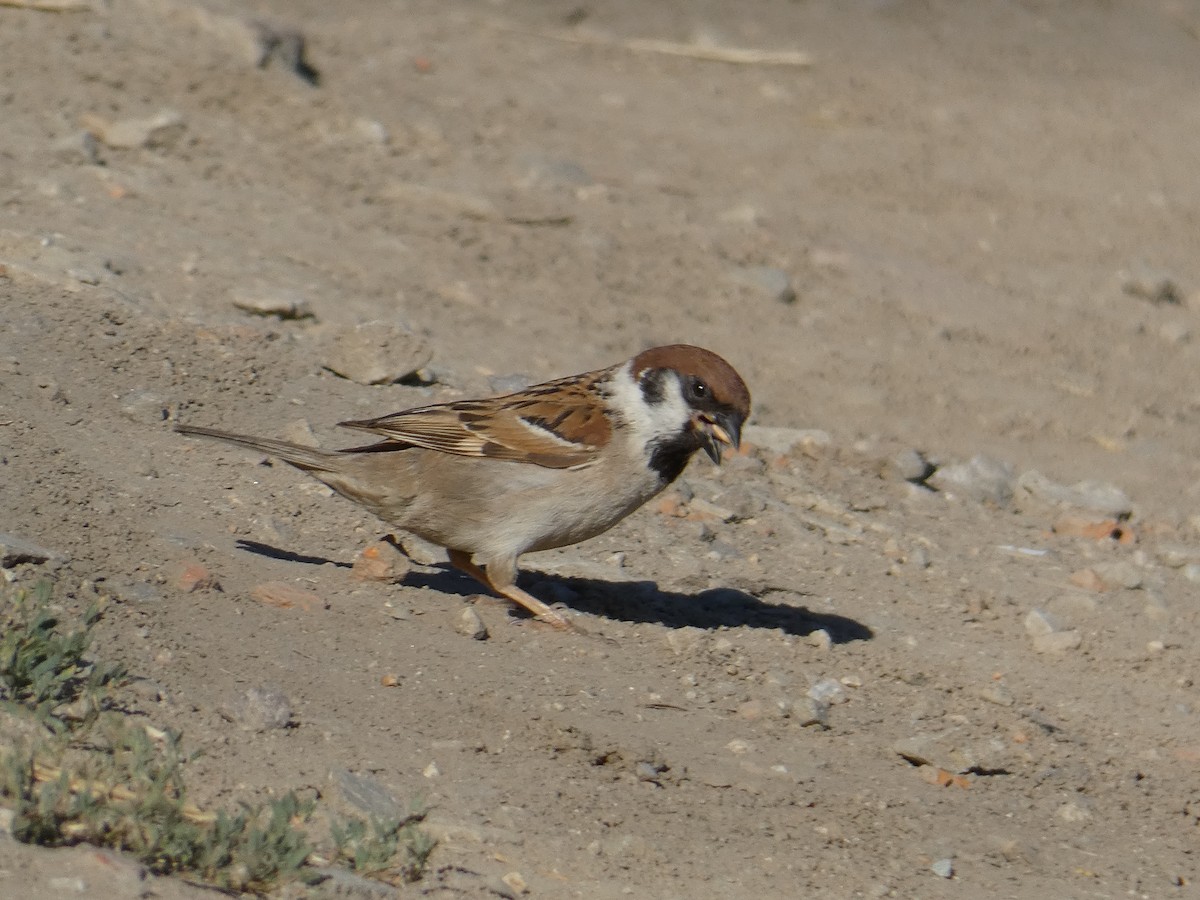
left=489, top=372, right=534, bottom=394
left=743, top=425, right=832, bottom=456
left=0, top=532, right=61, bottom=568
left=806, top=629, right=833, bottom=651
left=82, top=108, right=185, bottom=149
left=334, top=769, right=405, bottom=819
left=231, top=286, right=314, bottom=320
left=931, top=858, right=954, bottom=879
left=977, top=682, right=1014, bottom=707
left=173, top=561, right=219, bottom=593
left=1023, top=608, right=1062, bottom=637
left=635, top=761, right=664, bottom=782
left=52, top=130, right=102, bottom=165
left=250, top=581, right=323, bottom=611
left=456, top=606, right=488, bottom=640
left=928, top=455, right=1015, bottom=505
left=808, top=678, right=848, bottom=705
left=795, top=698, right=829, bottom=729
left=891, top=449, right=934, bottom=483
left=1121, top=264, right=1183, bottom=305
left=728, top=265, right=796, bottom=304
left=227, top=686, right=292, bottom=731
left=1092, top=560, right=1143, bottom=590
left=501, top=871, right=529, bottom=895
left=1017, top=471, right=1132, bottom=517
left=323, top=321, right=432, bottom=385
left=352, top=540, right=410, bottom=583
left=1032, top=630, right=1082, bottom=653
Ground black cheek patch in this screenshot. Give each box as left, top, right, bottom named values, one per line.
left=639, top=369, right=668, bottom=405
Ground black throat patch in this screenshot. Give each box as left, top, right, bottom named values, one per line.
left=647, top=431, right=701, bottom=484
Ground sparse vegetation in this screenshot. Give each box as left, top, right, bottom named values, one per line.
left=332, top=807, right=436, bottom=883
left=0, top=578, right=434, bottom=894
left=0, top=579, right=127, bottom=731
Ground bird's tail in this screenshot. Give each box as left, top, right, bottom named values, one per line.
left=175, top=424, right=341, bottom=473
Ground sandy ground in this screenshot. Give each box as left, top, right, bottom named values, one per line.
left=3, top=0, right=1200, bottom=897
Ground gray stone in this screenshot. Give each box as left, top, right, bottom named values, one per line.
left=0, top=532, right=61, bottom=568
left=806, top=629, right=833, bottom=651
left=1122, top=264, right=1184, bottom=305
left=743, top=425, right=832, bottom=456
left=931, top=858, right=954, bottom=879
left=323, top=322, right=432, bottom=385
left=976, top=682, right=1014, bottom=707
left=928, top=455, right=1015, bottom=505
left=635, top=761, right=666, bottom=783
left=893, top=730, right=1008, bottom=774
left=1032, top=630, right=1082, bottom=653
left=488, top=373, right=534, bottom=394
left=118, top=389, right=168, bottom=424
left=456, top=606, right=488, bottom=640
left=109, top=580, right=164, bottom=604
left=396, top=535, right=443, bottom=567
left=1143, top=590, right=1169, bottom=621
left=1159, top=319, right=1192, bottom=345
left=689, top=497, right=736, bottom=522
left=515, top=153, right=593, bottom=189
left=84, top=109, right=186, bottom=150
left=713, top=485, right=767, bottom=520
left=1023, top=608, right=1062, bottom=637
left=231, top=286, right=314, bottom=320
left=310, top=866, right=401, bottom=898
left=379, top=181, right=498, bottom=220
left=333, top=769, right=405, bottom=820
left=1156, top=544, right=1200, bottom=568
left=808, top=678, right=848, bottom=705
left=1047, top=593, right=1099, bottom=619
left=1093, top=560, right=1143, bottom=590
left=281, top=418, right=320, bottom=447
left=728, top=265, right=796, bottom=304
left=795, top=697, right=829, bottom=728
left=52, top=131, right=101, bottom=165
left=226, top=686, right=292, bottom=731
left=1016, top=470, right=1132, bottom=517
left=891, top=449, right=934, bottom=483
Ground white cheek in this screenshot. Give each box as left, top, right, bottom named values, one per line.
left=609, top=363, right=690, bottom=453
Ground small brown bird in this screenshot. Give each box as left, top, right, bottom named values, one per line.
left=176, top=344, right=750, bottom=628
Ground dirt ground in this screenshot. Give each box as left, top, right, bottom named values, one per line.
left=3, top=0, right=1200, bottom=896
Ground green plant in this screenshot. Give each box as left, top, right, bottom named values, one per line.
left=331, top=807, right=435, bottom=883
left=0, top=581, right=126, bottom=730
left=0, top=578, right=434, bottom=893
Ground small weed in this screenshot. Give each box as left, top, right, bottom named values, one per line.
left=0, top=578, right=434, bottom=893
left=0, top=580, right=126, bottom=731
left=331, top=807, right=435, bottom=883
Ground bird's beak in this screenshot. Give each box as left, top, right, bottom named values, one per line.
left=697, top=411, right=742, bottom=465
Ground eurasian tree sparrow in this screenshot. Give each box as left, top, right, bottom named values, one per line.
left=176, top=344, right=750, bottom=628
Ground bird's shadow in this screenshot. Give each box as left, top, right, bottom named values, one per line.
left=236, top=540, right=352, bottom=569
left=235, top=539, right=872, bottom=642
left=410, top=569, right=872, bottom=643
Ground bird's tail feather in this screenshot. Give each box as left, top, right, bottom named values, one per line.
left=175, top=424, right=340, bottom=473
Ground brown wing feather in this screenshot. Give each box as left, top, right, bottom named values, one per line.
left=337, top=369, right=614, bottom=469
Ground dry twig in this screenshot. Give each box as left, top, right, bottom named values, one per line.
left=490, top=22, right=811, bottom=67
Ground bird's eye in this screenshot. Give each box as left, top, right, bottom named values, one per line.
left=689, top=379, right=709, bottom=401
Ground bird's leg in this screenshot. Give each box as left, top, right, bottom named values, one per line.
left=446, top=549, right=574, bottom=630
